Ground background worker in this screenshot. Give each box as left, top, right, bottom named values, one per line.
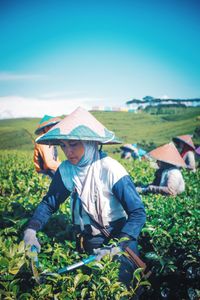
left=120, top=144, right=147, bottom=161
left=34, top=115, right=61, bottom=179
left=24, top=107, right=146, bottom=289
left=136, top=143, right=186, bottom=196
left=120, top=144, right=136, bottom=160
left=173, top=134, right=196, bottom=172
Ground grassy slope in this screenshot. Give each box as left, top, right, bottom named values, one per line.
left=0, top=118, right=40, bottom=150
left=0, top=108, right=199, bottom=153
left=94, top=108, right=200, bottom=152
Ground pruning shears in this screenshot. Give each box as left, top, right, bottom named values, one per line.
left=56, top=255, right=96, bottom=274
left=30, top=246, right=97, bottom=283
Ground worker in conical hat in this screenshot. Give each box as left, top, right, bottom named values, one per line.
left=172, top=135, right=196, bottom=172
left=120, top=144, right=138, bottom=160
left=136, top=143, right=186, bottom=196
left=24, top=107, right=146, bottom=289
left=33, top=115, right=62, bottom=179
left=120, top=144, right=147, bottom=161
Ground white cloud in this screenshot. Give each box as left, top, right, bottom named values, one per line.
left=0, top=72, right=47, bottom=81
left=160, top=94, right=170, bottom=99
left=40, top=91, right=86, bottom=99
left=0, top=95, right=96, bottom=119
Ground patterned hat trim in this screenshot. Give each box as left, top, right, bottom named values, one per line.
left=35, top=115, right=61, bottom=135
left=38, top=115, right=53, bottom=124
left=37, top=126, right=120, bottom=144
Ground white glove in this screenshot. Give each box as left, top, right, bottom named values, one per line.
left=93, top=246, right=122, bottom=261
left=23, top=229, right=41, bottom=252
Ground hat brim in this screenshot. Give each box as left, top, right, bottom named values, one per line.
left=36, top=136, right=122, bottom=145
left=35, top=120, right=60, bottom=135
left=36, top=126, right=122, bottom=145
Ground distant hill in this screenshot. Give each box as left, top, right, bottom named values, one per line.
left=126, top=96, right=200, bottom=111
left=0, top=107, right=199, bottom=152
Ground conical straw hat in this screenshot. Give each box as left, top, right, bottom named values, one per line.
left=120, top=144, right=137, bottom=152
left=172, top=135, right=195, bottom=150
left=35, top=115, right=61, bottom=135
left=36, top=107, right=122, bottom=145
left=148, top=142, right=186, bottom=168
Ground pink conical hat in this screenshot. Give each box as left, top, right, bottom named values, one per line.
left=36, top=107, right=121, bottom=145
left=173, top=135, right=195, bottom=150
left=149, top=142, right=186, bottom=168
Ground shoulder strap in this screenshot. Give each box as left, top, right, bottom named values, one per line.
left=85, top=212, right=111, bottom=238
left=124, top=246, right=146, bottom=270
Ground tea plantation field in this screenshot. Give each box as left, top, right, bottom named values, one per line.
left=0, top=150, right=199, bottom=299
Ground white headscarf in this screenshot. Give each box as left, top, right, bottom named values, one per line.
left=66, top=141, right=106, bottom=232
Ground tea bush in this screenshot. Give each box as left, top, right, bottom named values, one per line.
left=0, top=150, right=199, bottom=299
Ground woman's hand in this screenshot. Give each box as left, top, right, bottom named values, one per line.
left=93, top=246, right=122, bottom=261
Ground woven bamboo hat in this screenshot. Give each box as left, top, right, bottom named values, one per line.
left=120, top=144, right=137, bottom=152
left=172, top=135, right=195, bottom=150
left=148, top=142, right=186, bottom=168
left=35, top=115, right=61, bottom=135
left=36, top=107, right=121, bottom=145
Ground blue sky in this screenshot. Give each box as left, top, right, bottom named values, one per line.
left=0, top=0, right=200, bottom=118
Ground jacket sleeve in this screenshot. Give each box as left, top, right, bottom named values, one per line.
left=112, top=175, right=146, bottom=240
left=27, top=169, right=70, bottom=231
left=145, top=170, right=185, bottom=196
left=145, top=184, right=173, bottom=195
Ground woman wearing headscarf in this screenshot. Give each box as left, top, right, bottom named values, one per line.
left=34, top=115, right=61, bottom=178
left=173, top=135, right=196, bottom=172
left=136, top=143, right=186, bottom=196
left=24, top=107, right=146, bottom=288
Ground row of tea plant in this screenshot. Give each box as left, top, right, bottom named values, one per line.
left=0, top=151, right=199, bottom=299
